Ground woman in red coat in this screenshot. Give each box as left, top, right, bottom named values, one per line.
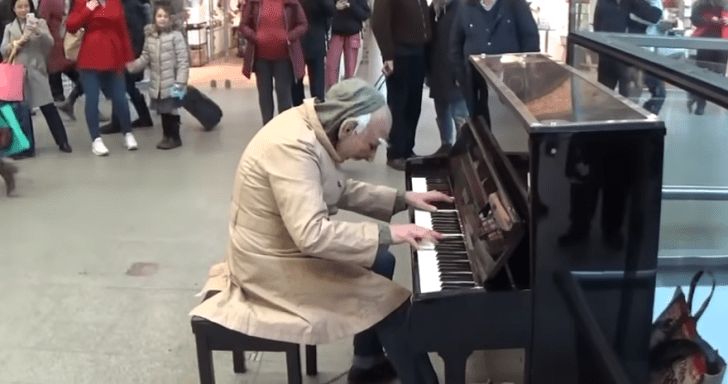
left=66, top=0, right=138, bottom=156
left=239, top=0, right=307, bottom=125
left=689, top=0, right=728, bottom=115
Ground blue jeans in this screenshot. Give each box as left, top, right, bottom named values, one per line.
left=79, top=71, right=131, bottom=140
left=354, top=247, right=439, bottom=384
left=255, top=58, right=294, bottom=125
left=434, top=96, right=469, bottom=146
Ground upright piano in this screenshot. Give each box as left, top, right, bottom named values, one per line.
left=406, top=53, right=666, bottom=384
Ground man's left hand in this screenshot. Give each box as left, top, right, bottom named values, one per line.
left=405, top=191, right=454, bottom=212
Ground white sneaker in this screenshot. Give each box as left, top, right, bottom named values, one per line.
left=92, top=138, right=109, bottom=156
left=125, top=133, right=138, bottom=150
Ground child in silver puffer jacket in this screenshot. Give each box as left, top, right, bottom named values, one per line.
left=127, top=2, right=189, bottom=150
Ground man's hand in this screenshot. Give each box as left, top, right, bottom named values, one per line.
left=335, top=0, right=349, bottom=10
left=391, top=224, right=443, bottom=249
left=87, top=0, right=99, bottom=10
left=405, top=191, right=454, bottom=212
left=383, top=60, right=394, bottom=76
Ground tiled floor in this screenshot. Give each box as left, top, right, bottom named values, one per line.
left=2, top=63, right=727, bottom=384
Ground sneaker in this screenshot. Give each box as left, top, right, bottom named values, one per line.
left=125, top=133, right=138, bottom=150
left=92, top=138, right=109, bottom=156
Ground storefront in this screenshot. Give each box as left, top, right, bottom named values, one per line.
left=185, top=0, right=242, bottom=66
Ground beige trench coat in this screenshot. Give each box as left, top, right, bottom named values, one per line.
left=0, top=19, right=54, bottom=109
left=190, top=100, right=411, bottom=345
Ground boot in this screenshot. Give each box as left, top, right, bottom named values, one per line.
left=0, top=160, right=18, bottom=195
left=158, top=114, right=182, bottom=150
left=57, top=85, right=81, bottom=121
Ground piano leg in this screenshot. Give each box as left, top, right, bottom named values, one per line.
left=438, top=349, right=472, bottom=384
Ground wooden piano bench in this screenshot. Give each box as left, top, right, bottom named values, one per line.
left=190, top=290, right=318, bottom=384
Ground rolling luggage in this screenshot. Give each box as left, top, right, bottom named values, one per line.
left=183, top=86, right=222, bottom=131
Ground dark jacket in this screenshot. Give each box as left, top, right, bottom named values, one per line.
left=427, top=0, right=460, bottom=101
left=122, top=0, right=148, bottom=58
left=0, top=0, right=14, bottom=37
left=240, top=0, right=309, bottom=80
left=450, top=0, right=539, bottom=87
left=38, top=0, right=74, bottom=72
left=332, top=0, right=370, bottom=36
left=593, top=0, right=662, bottom=33
left=372, top=0, right=432, bottom=61
left=300, top=0, right=335, bottom=59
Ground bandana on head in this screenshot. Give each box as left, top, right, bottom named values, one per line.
left=314, top=78, right=387, bottom=140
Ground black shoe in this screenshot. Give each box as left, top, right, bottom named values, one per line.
left=132, top=119, right=154, bottom=128
left=347, top=359, right=397, bottom=384
left=10, top=151, right=34, bottom=160
left=99, top=123, right=121, bottom=135
left=386, top=158, right=407, bottom=171
left=157, top=137, right=182, bottom=150
left=59, top=142, right=72, bottom=153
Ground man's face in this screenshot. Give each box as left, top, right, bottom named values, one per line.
left=337, top=107, right=392, bottom=162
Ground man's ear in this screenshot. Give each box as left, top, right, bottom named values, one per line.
left=338, top=118, right=359, bottom=140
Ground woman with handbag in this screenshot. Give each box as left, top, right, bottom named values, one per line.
left=239, top=0, right=308, bottom=125
left=66, top=0, right=138, bottom=156
left=0, top=0, right=72, bottom=159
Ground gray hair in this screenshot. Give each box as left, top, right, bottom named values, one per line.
left=314, top=78, right=386, bottom=143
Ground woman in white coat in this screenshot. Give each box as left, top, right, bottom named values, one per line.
left=191, top=78, right=449, bottom=384
left=0, top=0, right=71, bottom=159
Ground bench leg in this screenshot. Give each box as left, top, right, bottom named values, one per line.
left=286, top=345, right=303, bottom=384
left=233, top=348, right=247, bottom=373
left=195, top=334, right=216, bottom=384
left=305, top=345, right=317, bottom=376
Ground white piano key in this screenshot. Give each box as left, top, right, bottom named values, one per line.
left=417, top=250, right=442, bottom=294
left=414, top=210, right=433, bottom=229
left=411, top=177, right=428, bottom=193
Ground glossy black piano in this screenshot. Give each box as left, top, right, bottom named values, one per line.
left=405, top=53, right=666, bottom=384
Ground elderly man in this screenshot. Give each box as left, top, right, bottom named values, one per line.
left=191, top=78, right=446, bottom=384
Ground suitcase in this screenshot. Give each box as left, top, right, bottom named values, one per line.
left=183, top=85, right=222, bottom=131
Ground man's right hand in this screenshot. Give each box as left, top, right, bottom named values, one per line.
left=87, top=0, right=99, bottom=10
left=391, top=224, right=442, bottom=249
left=383, top=60, right=394, bottom=76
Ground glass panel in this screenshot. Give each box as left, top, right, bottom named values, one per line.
left=569, top=41, right=728, bottom=264
left=474, top=54, right=649, bottom=125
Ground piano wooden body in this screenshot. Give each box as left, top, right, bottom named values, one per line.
left=406, top=53, right=666, bottom=384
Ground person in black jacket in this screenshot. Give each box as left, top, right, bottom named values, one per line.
left=292, top=0, right=335, bottom=105
left=427, top=0, right=467, bottom=155
left=450, top=0, right=539, bottom=122
left=325, top=0, right=369, bottom=89
left=97, top=0, right=155, bottom=134
left=593, top=0, right=662, bottom=97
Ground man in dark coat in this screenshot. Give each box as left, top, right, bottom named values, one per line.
left=450, top=0, right=539, bottom=124
left=100, top=0, right=155, bottom=134
left=427, top=0, right=468, bottom=155
left=593, top=0, right=662, bottom=96
left=292, top=0, right=335, bottom=105
left=372, top=0, right=432, bottom=171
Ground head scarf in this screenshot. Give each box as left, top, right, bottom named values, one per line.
left=314, top=78, right=387, bottom=142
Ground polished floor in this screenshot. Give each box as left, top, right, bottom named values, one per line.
left=1, top=68, right=727, bottom=383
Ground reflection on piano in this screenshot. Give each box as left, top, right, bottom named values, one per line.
left=405, top=53, right=666, bottom=384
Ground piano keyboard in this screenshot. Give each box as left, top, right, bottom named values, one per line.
left=411, top=177, right=477, bottom=294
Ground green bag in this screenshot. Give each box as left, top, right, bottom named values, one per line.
left=0, top=103, right=29, bottom=156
